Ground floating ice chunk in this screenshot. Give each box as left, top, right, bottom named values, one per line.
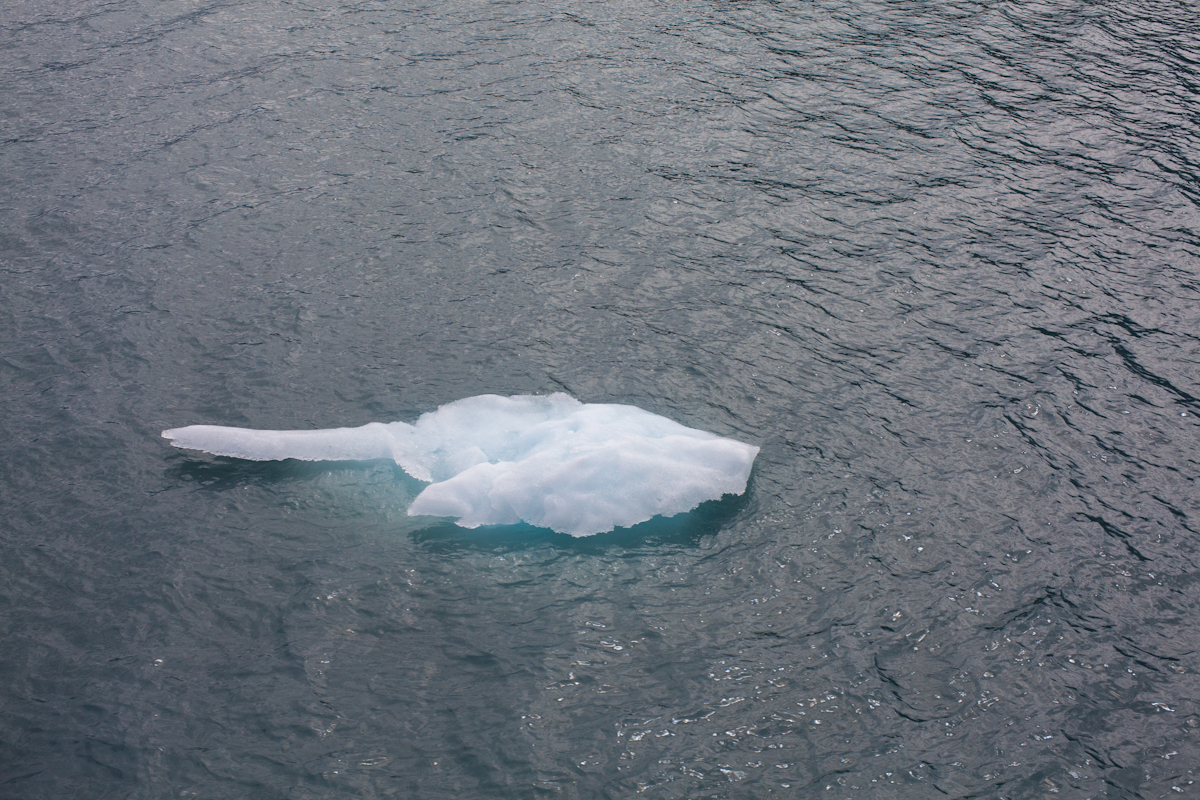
left=163, top=393, right=759, bottom=536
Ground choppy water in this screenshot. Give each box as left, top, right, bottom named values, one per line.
left=3, top=0, right=1200, bottom=797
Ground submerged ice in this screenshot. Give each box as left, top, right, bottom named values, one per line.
left=163, top=393, right=759, bottom=536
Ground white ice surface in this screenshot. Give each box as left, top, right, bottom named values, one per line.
left=163, top=393, right=759, bottom=536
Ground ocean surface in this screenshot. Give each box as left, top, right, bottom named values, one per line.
left=3, top=0, right=1199, bottom=797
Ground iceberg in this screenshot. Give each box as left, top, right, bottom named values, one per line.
left=163, top=393, right=759, bottom=537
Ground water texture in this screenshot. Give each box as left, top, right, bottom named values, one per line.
left=2, top=0, right=1199, bottom=796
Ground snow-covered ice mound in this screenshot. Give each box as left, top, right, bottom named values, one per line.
left=163, top=393, right=759, bottom=537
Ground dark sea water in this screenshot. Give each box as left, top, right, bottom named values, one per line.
left=3, top=0, right=1200, bottom=797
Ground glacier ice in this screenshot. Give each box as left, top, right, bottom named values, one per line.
left=163, top=393, right=759, bottom=537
